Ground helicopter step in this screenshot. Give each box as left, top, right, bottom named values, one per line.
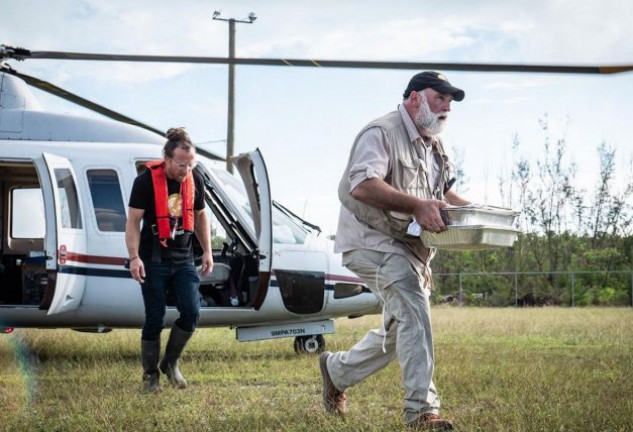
left=236, top=319, right=334, bottom=343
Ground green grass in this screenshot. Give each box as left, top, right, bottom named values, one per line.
left=1, top=308, right=632, bottom=431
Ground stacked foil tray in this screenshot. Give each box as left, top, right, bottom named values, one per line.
left=420, top=204, right=520, bottom=250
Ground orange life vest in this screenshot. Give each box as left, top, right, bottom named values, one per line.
left=146, top=160, right=194, bottom=247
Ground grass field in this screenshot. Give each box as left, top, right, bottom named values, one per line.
left=1, top=307, right=632, bottom=431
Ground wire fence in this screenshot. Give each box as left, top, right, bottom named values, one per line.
left=431, top=270, right=633, bottom=307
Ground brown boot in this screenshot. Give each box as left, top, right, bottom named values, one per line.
left=319, top=351, right=347, bottom=414
left=407, top=413, right=454, bottom=431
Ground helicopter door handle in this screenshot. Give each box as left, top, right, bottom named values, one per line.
left=58, top=245, right=67, bottom=265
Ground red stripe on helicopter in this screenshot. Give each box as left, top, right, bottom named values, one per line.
left=62, top=251, right=127, bottom=266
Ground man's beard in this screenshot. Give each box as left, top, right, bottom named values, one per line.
left=415, top=94, right=446, bottom=136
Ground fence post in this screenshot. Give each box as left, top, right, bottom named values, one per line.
left=571, top=272, right=575, bottom=307
left=514, top=273, right=518, bottom=307
left=459, top=273, right=463, bottom=306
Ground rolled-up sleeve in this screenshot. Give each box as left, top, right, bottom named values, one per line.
left=347, top=127, right=390, bottom=192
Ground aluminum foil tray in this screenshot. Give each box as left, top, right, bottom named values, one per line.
left=421, top=225, right=520, bottom=250
left=441, top=204, right=520, bottom=227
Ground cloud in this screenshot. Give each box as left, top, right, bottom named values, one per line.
left=243, top=17, right=478, bottom=60
left=474, top=96, right=533, bottom=105
left=5, top=0, right=633, bottom=87
left=464, top=0, right=633, bottom=63
left=484, top=78, right=555, bottom=91
left=3, top=0, right=632, bottom=228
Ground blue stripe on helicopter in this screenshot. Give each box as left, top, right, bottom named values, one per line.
left=57, top=266, right=369, bottom=293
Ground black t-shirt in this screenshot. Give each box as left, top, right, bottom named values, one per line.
left=129, top=168, right=205, bottom=263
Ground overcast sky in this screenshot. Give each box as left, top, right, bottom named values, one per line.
left=2, top=0, right=632, bottom=235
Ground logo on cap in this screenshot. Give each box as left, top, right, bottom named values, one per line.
left=437, top=73, right=448, bottom=82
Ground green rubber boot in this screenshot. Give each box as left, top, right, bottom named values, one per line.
left=141, top=339, right=161, bottom=392
left=159, top=324, right=194, bottom=389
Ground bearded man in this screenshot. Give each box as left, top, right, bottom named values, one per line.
left=319, top=71, right=470, bottom=431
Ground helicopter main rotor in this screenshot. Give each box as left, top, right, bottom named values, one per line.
left=2, top=43, right=631, bottom=164
left=3, top=44, right=632, bottom=74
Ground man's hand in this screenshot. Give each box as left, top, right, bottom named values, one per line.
left=351, top=178, right=449, bottom=233
left=125, top=207, right=146, bottom=284
left=413, top=199, right=448, bottom=233
left=199, top=251, right=214, bottom=276
left=129, top=257, right=146, bottom=284
left=194, top=209, right=213, bottom=275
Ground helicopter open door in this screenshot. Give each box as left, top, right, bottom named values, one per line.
left=232, top=149, right=272, bottom=306
left=41, top=152, right=87, bottom=315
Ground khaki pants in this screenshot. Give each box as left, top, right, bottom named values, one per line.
left=327, top=249, right=440, bottom=423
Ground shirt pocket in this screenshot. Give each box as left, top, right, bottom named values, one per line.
left=398, top=158, right=427, bottom=194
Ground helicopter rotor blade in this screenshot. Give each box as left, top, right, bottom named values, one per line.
left=1, top=66, right=225, bottom=161
left=6, top=46, right=633, bottom=75
left=192, top=145, right=226, bottom=163
left=6, top=67, right=165, bottom=135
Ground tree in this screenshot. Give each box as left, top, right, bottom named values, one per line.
left=587, top=143, right=633, bottom=248
left=432, top=115, right=633, bottom=306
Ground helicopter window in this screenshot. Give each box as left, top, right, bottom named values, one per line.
left=135, top=162, right=148, bottom=175
left=87, top=169, right=127, bottom=232
left=272, top=209, right=308, bottom=244
left=205, top=203, right=228, bottom=249
left=210, top=168, right=308, bottom=245
left=210, top=169, right=256, bottom=234
left=10, top=188, right=45, bottom=238
left=54, top=168, right=82, bottom=229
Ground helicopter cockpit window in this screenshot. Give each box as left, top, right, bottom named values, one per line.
left=271, top=208, right=308, bottom=244
left=210, top=168, right=308, bottom=245
left=54, top=168, right=82, bottom=229
left=87, top=169, right=127, bottom=232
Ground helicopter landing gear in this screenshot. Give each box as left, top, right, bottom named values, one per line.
left=293, top=334, right=325, bottom=354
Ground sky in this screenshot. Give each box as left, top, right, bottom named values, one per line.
left=2, top=0, right=632, bottom=235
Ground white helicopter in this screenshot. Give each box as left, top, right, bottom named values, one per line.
left=0, top=66, right=383, bottom=354
left=1, top=45, right=629, bottom=353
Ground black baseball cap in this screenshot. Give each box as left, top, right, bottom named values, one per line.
left=403, top=71, right=465, bottom=101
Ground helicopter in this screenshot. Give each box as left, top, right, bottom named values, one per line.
left=0, top=63, right=382, bottom=355
left=0, top=45, right=631, bottom=353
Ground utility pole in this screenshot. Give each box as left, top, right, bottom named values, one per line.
left=212, top=10, right=257, bottom=173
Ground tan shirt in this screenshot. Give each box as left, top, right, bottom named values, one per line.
left=334, top=104, right=442, bottom=265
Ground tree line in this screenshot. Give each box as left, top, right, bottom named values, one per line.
left=433, top=115, right=633, bottom=306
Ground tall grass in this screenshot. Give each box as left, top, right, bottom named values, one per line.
left=1, top=308, right=631, bottom=431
